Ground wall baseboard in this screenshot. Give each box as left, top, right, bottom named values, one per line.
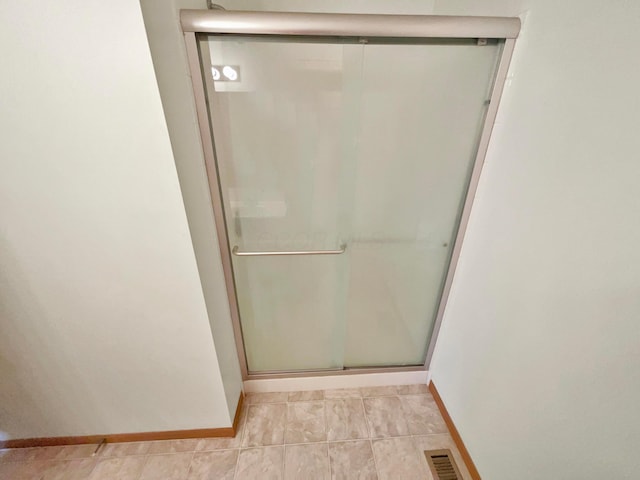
left=429, top=381, right=481, bottom=480
left=1, top=392, right=244, bottom=449
left=231, top=389, right=244, bottom=433
left=244, top=370, right=430, bottom=393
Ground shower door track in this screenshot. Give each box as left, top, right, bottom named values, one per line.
left=181, top=10, right=520, bottom=380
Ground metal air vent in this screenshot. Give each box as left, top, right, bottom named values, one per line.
left=424, top=449, right=462, bottom=480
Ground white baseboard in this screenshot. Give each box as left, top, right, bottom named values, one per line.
left=244, top=370, right=431, bottom=393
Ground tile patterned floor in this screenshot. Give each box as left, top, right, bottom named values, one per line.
left=0, top=384, right=471, bottom=479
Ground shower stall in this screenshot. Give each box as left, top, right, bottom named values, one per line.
left=181, top=10, right=519, bottom=378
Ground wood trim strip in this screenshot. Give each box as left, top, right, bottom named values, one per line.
left=429, top=381, right=482, bottom=480
left=1, top=428, right=235, bottom=449
left=1, top=391, right=244, bottom=449
left=232, top=391, right=244, bottom=434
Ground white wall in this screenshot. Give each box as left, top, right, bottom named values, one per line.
left=139, top=0, right=243, bottom=424
left=0, top=0, right=233, bottom=439
left=430, top=0, right=640, bottom=478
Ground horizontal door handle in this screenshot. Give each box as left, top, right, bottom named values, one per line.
left=232, top=244, right=347, bottom=256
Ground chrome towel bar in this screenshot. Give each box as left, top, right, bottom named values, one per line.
left=232, top=244, right=347, bottom=256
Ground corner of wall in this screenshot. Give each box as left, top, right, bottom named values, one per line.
left=139, top=0, right=243, bottom=424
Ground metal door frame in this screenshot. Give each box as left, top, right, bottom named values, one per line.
left=181, top=10, right=520, bottom=380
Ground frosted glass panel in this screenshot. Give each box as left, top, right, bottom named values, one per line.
left=204, top=38, right=361, bottom=372
left=343, top=43, right=500, bottom=366
left=201, top=35, right=501, bottom=372
left=234, top=255, right=346, bottom=371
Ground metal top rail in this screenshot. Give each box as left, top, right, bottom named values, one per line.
left=180, top=10, right=521, bottom=39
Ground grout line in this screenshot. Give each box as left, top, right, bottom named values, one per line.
left=284, top=400, right=292, bottom=444
left=35, top=464, right=45, bottom=480
left=81, top=456, right=99, bottom=480
left=237, top=403, right=247, bottom=448
left=97, top=433, right=451, bottom=456
left=369, top=437, right=380, bottom=475
left=322, top=398, right=328, bottom=443
left=231, top=448, right=240, bottom=479
left=8, top=430, right=445, bottom=455
left=134, top=454, right=150, bottom=480
left=235, top=431, right=450, bottom=450
left=185, top=450, right=197, bottom=480
left=322, top=398, right=332, bottom=478
left=360, top=395, right=381, bottom=478
left=232, top=403, right=245, bottom=480
left=281, top=400, right=288, bottom=477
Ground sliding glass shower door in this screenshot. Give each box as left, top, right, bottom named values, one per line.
left=204, top=40, right=360, bottom=372
left=199, top=35, right=501, bottom=373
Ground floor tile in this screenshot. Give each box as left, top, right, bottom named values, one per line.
left=3, top=460, right=51, bottom=480
left=34, top=446, right=68, bottom=461
left=99, top=441, right=150, bottom=457
left=288, top=390, right=324, bottom=402
left=413, top=434, right=472, bottom=480
left=285, top=402, right=326, bottom=444
left=40, top=458, right=97, bottom=480
left=363, top=397, right=410, bottom=438
left=235, top=447, right=283, bottom=480
left=360, top=386, right=398, bottom=397
left=246, top=392, right=289, bottom=404
left=196, top=401, right=248, bottom=451
left=187, top=450, right=238, bottom=480
left=0, top=462, right=23, bottom=480
left=397, top=384, right=429, bottom=395
left=323, top=388, right=361, bottom=399
left=196, top=435, right=241, bottom=452
left=327, top=441, right=377, bottom=480
left=147, top=439, right=199, bottom=455
left=325, top=399, right=369, bottom=441
left=399, top=395, right=448, bottom=435
left=1, top=385, right=455, bottom=480
left=243, top=403, right=287, bottom=447
left=140, top=452, right=193, bottom=480
left=88, top=456, right=147, bottom=480
left=284, top=443, right=330, bottom=480
left=372, top=437, right=429, bottom=480
left=52, top=444, right=98, bottom=460
left=4, top=445, right=91, bottom=463
left=0, top=448, right=43, bottom=463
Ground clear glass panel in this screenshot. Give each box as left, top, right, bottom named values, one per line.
left=203, top=37, right=363, bottom=372
left=343, top=42, right=501, bottom=366
left=201, top=35, right=501, bottom=372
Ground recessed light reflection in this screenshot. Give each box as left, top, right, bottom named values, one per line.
left=212, top=65, right=240, bottom=82
left=222, top=66, right=238, bottom=81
